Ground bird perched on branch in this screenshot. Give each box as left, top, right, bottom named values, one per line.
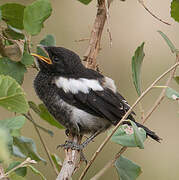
left=32, top=46, right=161, bottom=150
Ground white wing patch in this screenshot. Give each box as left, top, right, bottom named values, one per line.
left=55, top=77, right=103, bottom=94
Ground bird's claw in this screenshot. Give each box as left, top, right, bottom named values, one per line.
left=57, top=140, right=84, bottom=150
left=57, top=140, right=88, bottom=164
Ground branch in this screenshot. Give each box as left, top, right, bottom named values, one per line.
left=56, top=135, right=82, bottom=180
left=0, top=158, right=36, bottom=179
left=138, top=0, right=171, bottom=25
left=84, top=0, right=113, bottom=70
left=79, top=62, right=179, bottom=180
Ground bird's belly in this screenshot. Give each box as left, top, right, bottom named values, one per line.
left=47, top=97, right=111, bottom=134
left=72, top=107, right=111, bottom=134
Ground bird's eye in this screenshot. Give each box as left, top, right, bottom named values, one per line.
left=53, top=56, right=59, bottom=62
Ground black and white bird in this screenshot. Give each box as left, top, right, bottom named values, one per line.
left=32, top=46, right=161, bottom=150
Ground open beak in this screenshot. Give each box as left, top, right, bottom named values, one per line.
left=31, top=53, right=52, bottom=64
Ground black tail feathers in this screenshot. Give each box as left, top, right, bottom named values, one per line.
left=134, top=122, right=161, bottom=142
left=123, top=120, right=161, bottom=142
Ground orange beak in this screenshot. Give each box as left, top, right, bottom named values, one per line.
left=31, top=53, right=52, bottom=64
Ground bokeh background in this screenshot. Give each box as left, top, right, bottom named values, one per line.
left=1, top=0, right=179, bottom=179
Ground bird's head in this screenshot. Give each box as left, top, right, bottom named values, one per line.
left=31, top=46, right=84, bottom=75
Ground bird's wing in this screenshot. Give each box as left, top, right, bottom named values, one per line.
left=55, top=77, right=134, bottom=125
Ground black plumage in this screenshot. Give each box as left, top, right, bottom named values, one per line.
left=33, top=46, right=161, bottom=149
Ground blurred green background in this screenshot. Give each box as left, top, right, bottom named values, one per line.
left=1, top=0, right=179, bottom=179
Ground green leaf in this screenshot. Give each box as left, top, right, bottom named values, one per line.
left=111, top=124, right=146, bottom=148
left=158, top=30, right=177, bottom=53
left=132, top=42, right=145, bottom=96
left=0, top=58, right=26, bottom=84
left=13, top=136, right=46, bottom=163
left=115, top=155, right=142, bottom=180
left=6, top=161, right=27, bottom=177
left=29, top=101, right=64, bottom=129
left=0, top=75, right=29, bottom=113
left=51, top=153, right=62, bottom=172
left=130, top=121, right=145, bottom=149
left=0, top=3, right=25, bottom=29
left=39, top=104, right=64, bottom=129
left=28, top=101, right=41, bottom=114
left=21, top=52, right=34, bottom=66
left=12, top=145, right=26, bottom=158
left=0, top=116, right=26, bottom=130
left=28, top=165, right=46, bottom=180
left=11, top=129, right=21, bottom=137
left=174, top=76, right=179, bottom=85
left=39, top=34, right=56, bottom=46
left=171, top=0, right=179, bottom=23
left=37, top=34, right=56, bottom=57
left=165, top=87, right=179, bottom=100
left=0, top=128, right=12, bottom=164
left=77, top=0, right=93, bottom=5
left=3, top=26, right=25, bottom=40
left=23, top=0, right=52, bottom=35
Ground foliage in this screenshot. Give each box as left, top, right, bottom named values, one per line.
left=165, top=87, right=179, bottom=100
left=0, top=76, right=29, bottom=113
left=77, top=0, right=93, bottom=5
left=23, top=0, right=52, bottom=35
left=132, top=42, right=145, bottom=96
left=115, top=155, right=142, bottom=180
left=171, top=0, right=179, bottom=23
left=158, top=30, right=178, bottom=53
left=51, top=153, right=62, bottom=172
left=111, top=124, right=146, bottom=148
left=0, top=3, right=25, bottom=29
left=29, top=101, right=64, bottom=129
left=0, top=0, right=60, bottom=178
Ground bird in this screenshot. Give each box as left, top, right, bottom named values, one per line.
left=32, top=46, right=161, bottom=151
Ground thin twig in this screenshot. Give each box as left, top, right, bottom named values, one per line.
left=90, top=147, right=127, bottom=180
left=79, top=62, right=179, bottom=180
left=139, top=102, right=145, bottom=120
left=142, top=54, right=179, bottom=124
left=138, top=0, right=171, bottom=26
left=25, top=112, right=59, bottom=176
left=0, top=158, right=36, bottom=179
left=104, top=0, right=112, bottom=47
left=25, top=114, right=53, bottom=136
left=0, top=165, right=8, bottom=180
left=84, top=0, right=113, bottom=70
left=74, top=38, right=90, bottom=42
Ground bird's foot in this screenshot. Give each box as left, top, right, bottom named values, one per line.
left=57, top=140, right=87, bottom=164
left=57, top=140, right=85, bottom=150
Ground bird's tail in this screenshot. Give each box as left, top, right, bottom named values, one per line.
left=134, top=121, right=161, bottom=142
left=123, top=118, right=161, bottom=142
